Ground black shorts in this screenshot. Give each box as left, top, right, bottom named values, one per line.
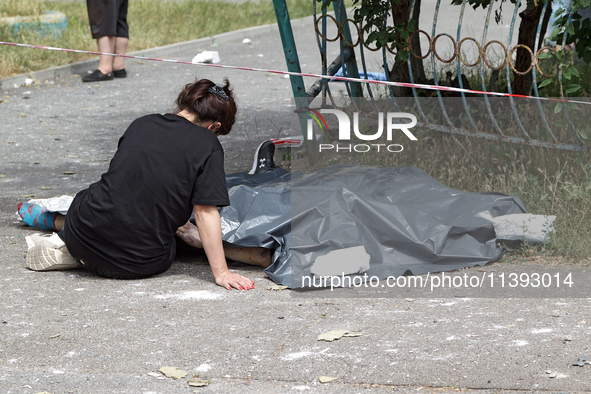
left=86, top=0, right=129, bottom=39
left=58, top=223, right=175, bottom=280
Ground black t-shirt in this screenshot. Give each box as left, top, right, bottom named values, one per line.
left=65, top=113, right=230, bottom=274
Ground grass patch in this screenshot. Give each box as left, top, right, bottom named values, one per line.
left=0, top=0, right=44, bottom=17
left=0, top=0, right=313, bottom=78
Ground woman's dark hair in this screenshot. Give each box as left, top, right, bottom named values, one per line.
left=174, top=78, right=237, bottom=136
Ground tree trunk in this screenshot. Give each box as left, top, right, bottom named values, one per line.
left=514, top=3, right=545, bottom=96
left=389, top=0, right=426, bottom=96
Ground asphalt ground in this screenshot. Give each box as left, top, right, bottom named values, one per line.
left=1, top=5, right=591, bottom=394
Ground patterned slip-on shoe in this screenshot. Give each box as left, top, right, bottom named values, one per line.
left=26, top=245, right=80, bottom=271
left=17, top=202, right=59, bottom=231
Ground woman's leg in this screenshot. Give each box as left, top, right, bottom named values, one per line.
left=53, top=215, right=65, bottom=231
left=58, top=219, right=173, bottom=279
left=176, top=221, right=273, bottom=268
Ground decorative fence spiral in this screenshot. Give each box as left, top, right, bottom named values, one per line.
left=315, top=15, right=556, bottom=77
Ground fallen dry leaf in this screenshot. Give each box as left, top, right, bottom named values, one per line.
left=39, top=187, right=52, bottom=190
left=317, top=329, right=349, bottom=342
left=159, top=366, right=187, bottom=379
left=147, top=372, right=162, bottom=377
left=0, top=174, right=6, bottom=178
left=188, top=378, right=210, bottom=387
left=62, top=171, right=76, bottom=175
left=319, top=376, right=337, bottom=383
left=49, top=334, right=61, bottom=339
left=267, top=285, right=288, bottom=291
left=20, top=194, right=36, bottom=198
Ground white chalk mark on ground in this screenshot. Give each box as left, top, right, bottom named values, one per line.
left=282, top=351, right=314, bottom=360
left=154, top=290, right=222, bottom=300
left=195, top=363, right=212, bottom=372
left=531, top=328, right=553, bottom=334
left=292, top=386, right=310, bottom=391
left=512, top=340, right=529, bottom=346
left=430, top=354, right=454, bottom=361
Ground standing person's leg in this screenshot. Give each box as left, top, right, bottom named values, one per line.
left=112, top=37, right=128, bottom=73
left=94, top=34, right=128, bottom=75
left=96, top=36, right=116, bottom=75
left=112, top=0, right=129, bottom=77
left=83, top=0, right=125, bottom=82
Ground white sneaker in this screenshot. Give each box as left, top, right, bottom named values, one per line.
left=25, top=233, right=79, bottom=271
left=26, top=245, right=79, bottom=271
left=25, top=232, right=65, bottom=250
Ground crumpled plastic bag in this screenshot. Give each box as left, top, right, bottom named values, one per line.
left=191, top=51, right=220, bottom=64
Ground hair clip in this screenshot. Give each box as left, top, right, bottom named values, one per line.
left=207, top=83, right=229, bottom=101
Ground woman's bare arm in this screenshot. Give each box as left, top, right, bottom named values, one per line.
left=193, top=204, right=255, bottom=290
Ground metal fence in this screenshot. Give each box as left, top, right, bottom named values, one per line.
left=273, top=0, right=589, bottom=152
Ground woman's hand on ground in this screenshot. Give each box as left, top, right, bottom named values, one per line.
left=215, top=271, right=255, bottom=290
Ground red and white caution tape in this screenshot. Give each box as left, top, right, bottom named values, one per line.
left=2, top=40, right=590, bottom=106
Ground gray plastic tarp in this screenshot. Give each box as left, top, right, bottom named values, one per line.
left=220, top=165, right=527, bottom=288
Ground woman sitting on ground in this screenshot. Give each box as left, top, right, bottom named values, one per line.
left=19, top=78, right=271, bottom=290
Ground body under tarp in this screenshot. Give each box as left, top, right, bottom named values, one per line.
left=221, top=165, right=527, bottom=288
